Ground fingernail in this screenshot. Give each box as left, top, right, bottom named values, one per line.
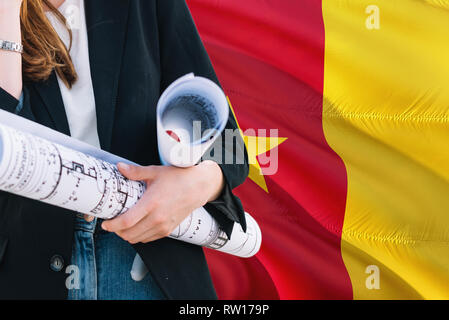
left=101, top=223, right=108, bottom=231
left=118, top=163, right=130, bottom=171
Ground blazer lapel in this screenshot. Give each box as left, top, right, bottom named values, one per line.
left=31, top=72, right=71, bottom=136
left=85, top=0, right=130, bottom=151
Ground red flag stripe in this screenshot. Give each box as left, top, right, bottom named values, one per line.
left=188, top=0, right=353, bottom=299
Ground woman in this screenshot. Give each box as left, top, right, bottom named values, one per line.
left=0, top=0, right=248, bottom=299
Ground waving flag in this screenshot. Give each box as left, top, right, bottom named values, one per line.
left=187, top=0, right=449, bottom=299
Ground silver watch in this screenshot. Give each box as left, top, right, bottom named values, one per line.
left=0, top=39, right=23, bottom=54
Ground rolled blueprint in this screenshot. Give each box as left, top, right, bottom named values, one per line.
left=157, top=73, right=229, bottom=167
left=0, top=74, right=262, bottom=258
left=0, top=122, right=260, bottom=257
left=0, top=123, right=145, bottom=220
left=156, top=74, right=261, bottom=257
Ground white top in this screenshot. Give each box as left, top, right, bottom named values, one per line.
left=46, top=0, right=101, bottom=149
left=46, top=1, right=148, bottom=279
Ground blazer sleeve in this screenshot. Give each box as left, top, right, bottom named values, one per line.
left=0, top=86, right=34, bottom=119
left=156, top=0, right=250, bottom=237
left=0, top=87, right=20, bottom=114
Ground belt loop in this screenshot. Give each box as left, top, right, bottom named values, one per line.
left=74, top=214, right=98, bottom=233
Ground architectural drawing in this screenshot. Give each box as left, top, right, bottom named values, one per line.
left=0, top=74, right=261, bottom=258
left=0, top=121, right=261, bottom=257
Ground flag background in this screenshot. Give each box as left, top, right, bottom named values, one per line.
left=187, top=0, right=449, bottom=299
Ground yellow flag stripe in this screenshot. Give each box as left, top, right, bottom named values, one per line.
left=322, top=0, right=449, bottom=299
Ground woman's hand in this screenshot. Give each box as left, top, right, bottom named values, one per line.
left=101, top=160, right=225, bottom=244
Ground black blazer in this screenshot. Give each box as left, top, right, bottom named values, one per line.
left=0, top=0, right=248, bottom=300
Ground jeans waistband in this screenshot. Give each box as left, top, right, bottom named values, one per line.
left=74, top=214, right=106, bottom=234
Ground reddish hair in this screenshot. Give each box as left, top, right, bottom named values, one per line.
left=21, top=0, right=77, bottom=88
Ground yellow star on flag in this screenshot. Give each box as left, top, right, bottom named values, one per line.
left=227, top=98, right=287, bottom=193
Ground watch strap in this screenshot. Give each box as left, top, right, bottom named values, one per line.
left=0, top=40, right=23, bottom=54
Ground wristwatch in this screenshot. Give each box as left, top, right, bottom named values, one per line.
left=0, top=39, right=23, bottom=54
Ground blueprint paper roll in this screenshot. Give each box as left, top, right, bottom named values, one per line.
left=170, top=208, right=262, bottom=258
left=0, top=108, right=261, bottom=257
left=0, top=73, right=261, bottom=258
left=155, top=73, right=262, bottom=258
left=0, top=123, right=145, bottom=220
left=217, top=213, right=262, bottom=258
left=156, top=73, right=229, bottom=167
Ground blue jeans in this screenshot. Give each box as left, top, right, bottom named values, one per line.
left=67, top=215, right=166, bottom=300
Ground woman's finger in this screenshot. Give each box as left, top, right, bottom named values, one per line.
left=117, top=163, right=159, bottom=182
left=102, top=191, right=155, bottom=232
left=121, top=208, right=175, bottom=244
left=118, top=213, right=162, bottom=244
left=83, top=214, right=95, bottom=222
left=129, top=227, right=169, bottom=244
